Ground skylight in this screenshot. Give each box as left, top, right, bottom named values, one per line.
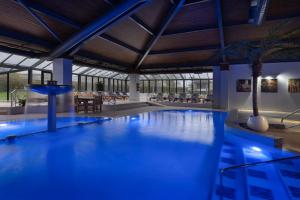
left=19, top=58, right=40, bottom=67
left=0, top=52, right=11, bottom=63
left=3, top=55, right=26, bottom=65
left=35, top=61, right=52, bottom=69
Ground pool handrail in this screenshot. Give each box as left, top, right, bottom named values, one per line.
left=218, top=155, right=300, bottom=200
left=281, top=108, right=300, bottom=123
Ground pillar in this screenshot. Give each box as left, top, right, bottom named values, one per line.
left=53, top=58, right=72, bottom=85
left=52, top=58, right=73, bottom=112
left=213, top=63, right=230, bottom=110
left=129, top=74, right=140, bottom=101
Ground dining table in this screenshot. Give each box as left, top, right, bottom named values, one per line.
left=76, top=97, right=96, bottom=113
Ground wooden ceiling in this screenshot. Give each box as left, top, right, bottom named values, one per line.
left=0, top=0, right=299, bottom=73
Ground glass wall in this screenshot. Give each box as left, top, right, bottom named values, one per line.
left=170, top=80, right=176, bottom=93
left=177, top=80, right=184, bottom=93
left=9, top=71, right=28, bottom=100
left=156, top=80, right=162, bottom=93
left=72, top=75, right=78, bottom=91
left=43, top=72, right=52, bottom=85
left=32, top=70, right=41, bottom=84
left=149, top=80, right=155, bottom=93
left=93, top=77, right=98, bottom=91
left=104, top=78, right=109, bottom=91
left=80, top=76, right=86, bottom=91
left=185, top=80, right=192, bottom=93
left=86, top=76, right=92, bottom=91
left=193, top=80, right=201, bottom=93
left=0, top=74, right=7, bottom=100
left=163, top=80, right=169, bottom=93
left=144, top=81, right=149, bottom=93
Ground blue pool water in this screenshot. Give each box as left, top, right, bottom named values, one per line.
left=0, top=116, right=101, bottom=140
left=0, top=110, right=299, bottom=200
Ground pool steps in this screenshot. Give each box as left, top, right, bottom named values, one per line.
left=212, top=140, right=300, bottom=200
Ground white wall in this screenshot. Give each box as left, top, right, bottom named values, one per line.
left=228, top=62, right=300, bottom=112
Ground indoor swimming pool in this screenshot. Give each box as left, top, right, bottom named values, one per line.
left=0, top=110, right=299, bottom=200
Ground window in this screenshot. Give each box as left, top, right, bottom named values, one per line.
left=43, top=72, right=52, bottom=85
left=193, top=80, right=201, bottom=93
left=170, top=80, right=176, bottom=93
left=72, top=75, right=78, bottom=91
left=9, top=71, right=28, bottom=100
left=104, top=78, right=109, bottom=91
left=87, top=76, right=92, bottom=91
left=177, top=80, right=184, bottom=93
left=0, top=74, right=7, bottom=100
left=80, top=76, right=86, bottom=91
left=32, top=70, right=41, bottom=84
left=144, top=81, right=149, bottom=93
left=185, top=80, right=193, bottom=93
left=4, top=55, right=26, bottom=65
left=163, top=80, right=169, bottom=93
left=156, top=80, right=162, bottom=93
left=19, top=58, right=39, bottom=67
left=93, top=77, right=98, bottom=91
left=201, top=80, right=208, bottom=95
left=149, top=80, right=155, bottom=93
left=209, top=80, right=213, bottom=95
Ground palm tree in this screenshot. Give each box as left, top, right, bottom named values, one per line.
left=222, top=22, right=300, bottom=130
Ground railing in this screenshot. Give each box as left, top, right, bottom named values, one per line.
left=10, top=89, right=26, bottom=107
left=281, top=108, right=300, bottom=129
left=219, top=155, right=300, bottom=200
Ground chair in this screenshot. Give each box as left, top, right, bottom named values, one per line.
left=74, top=95, right=85, bottom=113
left=179, top=93, right=186, bottom=102
left=94, top=95, right=103, bottom=112
left=204, top=94, right=214, bottom=103
left=191, top=93, right=200, bottom=103
left=156, top=93, right=163, bottom=101
left=168, top=93, right=175, bottom=102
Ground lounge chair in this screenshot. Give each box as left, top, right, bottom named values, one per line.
left=168, top=93, right=176, bottom=102
left=191, top=93, right=200, bottom=103
left=179, top=93, right=187, bottom=102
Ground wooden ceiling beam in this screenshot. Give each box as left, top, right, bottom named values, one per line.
left=162, top=15, right=300, bottom=36
left=104, top=0, right=154, bottom=35
left=135, top=0, right=186, bottom=70
left=17, top=0, right=142, bottom=54
left=149, top=45, right=219, bottom=55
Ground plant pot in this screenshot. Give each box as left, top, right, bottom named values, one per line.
left=247, top=115, right=269, bottom=132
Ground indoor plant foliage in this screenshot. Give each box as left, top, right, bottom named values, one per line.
left=222, top=22, right=300, bottom=132
left=96, top=82, right=104, bottom=92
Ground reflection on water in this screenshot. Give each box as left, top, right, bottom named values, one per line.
left=113, top=110, right=219, bottom=144
left=0, top=117, right=99, bottom=140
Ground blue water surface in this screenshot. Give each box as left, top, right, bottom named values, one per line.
left=0, top=116, right=101, bottom=139
left=0, top=110, right=297, bottom=200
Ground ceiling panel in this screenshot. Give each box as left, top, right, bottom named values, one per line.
left=165, top=0, right=217, bottom=34
left=143, top=50, right=217, bottom=65
left=105, top=19, right=151, bottom=50
left=222, top=0, right=250, bottom=25
left=152, top=29, right=220, bottom=51
left=134, top=0, right=171, bottom=30
left=82, top=37, right=139, bottom=65
left=266, top=0, right=300, bottom=20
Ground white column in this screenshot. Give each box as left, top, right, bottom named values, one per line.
left=53, top=58, right=72, bottom=85
left=52, top=58, right=73, bottom=112
left=129, top=74, right=140, bottom=102
left=213, top=63, right=230, bottom=110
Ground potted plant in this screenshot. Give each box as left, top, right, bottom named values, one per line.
left=18, top=98, right=26, bottom=107
left=222, top=22, right=300, bottom=132
left=96, top=82, right=104, bottom=92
